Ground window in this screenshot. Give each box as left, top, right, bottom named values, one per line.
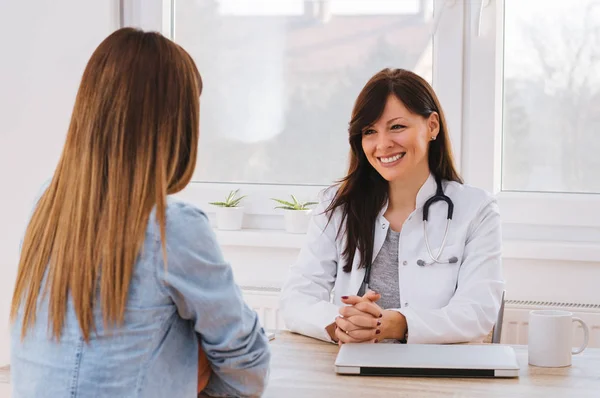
left=503, top=0, right=600, bottom=194
left=128, top=0, right=599, bottom=236
left=464, top=0, right=600, bottom=233
left=174, top=0, right=435, bottom=186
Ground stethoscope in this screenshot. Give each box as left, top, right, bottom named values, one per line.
left=362, top=176, right=458, bottom=293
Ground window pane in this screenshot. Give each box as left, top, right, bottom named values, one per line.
left=175, top=0, right=434, bottom=185
left=503, top=0, right=600, bottom=194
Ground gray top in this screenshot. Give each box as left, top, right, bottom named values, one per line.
left=368, top=228, right=401, bottom=310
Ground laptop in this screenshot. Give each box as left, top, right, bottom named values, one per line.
left=335, top=343, right=520, bottom=378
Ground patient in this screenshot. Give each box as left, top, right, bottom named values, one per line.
left=10, top=27, right=270, bottom=398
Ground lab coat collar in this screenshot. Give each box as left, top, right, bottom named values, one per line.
left=376, top=172, right=438, bottom=223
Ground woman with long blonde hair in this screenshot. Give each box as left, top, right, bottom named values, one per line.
left=10, top=27, right=270, bottom=398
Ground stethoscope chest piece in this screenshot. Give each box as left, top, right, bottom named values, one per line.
left=417, top=256, right=458, bottom=267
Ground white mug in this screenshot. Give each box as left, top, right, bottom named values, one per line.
left=528, top=310, right=589, bottom=367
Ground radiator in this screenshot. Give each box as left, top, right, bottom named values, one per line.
left=241, top=287, right=286, bottom=331
left=241, top=288, right=600, bottom=348
left=501, top=300, right=600, bottom=348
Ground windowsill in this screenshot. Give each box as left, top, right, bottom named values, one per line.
left=214, top=228, right=307, bottom=249
left=214, top=228, right=600, bottom=262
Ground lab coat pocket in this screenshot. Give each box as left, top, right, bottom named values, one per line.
left=414, top=244, right=464, bottom=307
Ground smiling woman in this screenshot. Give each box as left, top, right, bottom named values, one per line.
left=331, top=68, right=462, bottom=270
left=279, top=68, right=504, bottom=346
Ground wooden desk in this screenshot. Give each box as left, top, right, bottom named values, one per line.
left=264, top=331, right=600, bottom=398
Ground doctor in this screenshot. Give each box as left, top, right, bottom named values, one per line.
left=280, top=68, right=504, bottom=345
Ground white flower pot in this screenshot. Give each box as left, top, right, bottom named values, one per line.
left=215, top=206, right=244, bottom=230
left=283, top=209, right=312, bottom=234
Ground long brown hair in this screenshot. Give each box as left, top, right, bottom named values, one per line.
left=11, top=28, right=202, bottom=341
left=327, top=68, right=461, bottom=273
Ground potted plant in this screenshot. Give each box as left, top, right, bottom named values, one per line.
left=272, top=195, right=318, bottom=234
left=209, top=190, right=246, bottom=230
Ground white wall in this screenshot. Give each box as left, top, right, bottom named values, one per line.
left=0, top=0, right=118, bottom=365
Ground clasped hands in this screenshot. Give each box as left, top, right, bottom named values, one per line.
left=330, top=291, right=407, bottom=344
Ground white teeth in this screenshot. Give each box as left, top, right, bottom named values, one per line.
left=380, top=153, right=405, bottom=163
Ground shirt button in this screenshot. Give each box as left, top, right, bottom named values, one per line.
left=404, top=302, right=409, bottom=307
left=382, top=224, right=386, bottom=229
left=402, top=260, right=407, bottom=266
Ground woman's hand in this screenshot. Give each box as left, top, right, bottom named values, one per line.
left=335, top=292, right=383, bottom=344
left=198, top=345, right=212, bottom=393
left=336, top=292, right=408, bottom=343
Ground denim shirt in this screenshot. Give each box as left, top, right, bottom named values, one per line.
left=10, top=197, right=271, bottom=397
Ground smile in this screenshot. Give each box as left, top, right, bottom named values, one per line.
left=378, top=153, right=406, bottom=164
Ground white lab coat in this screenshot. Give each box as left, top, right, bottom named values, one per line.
left=279, top=173, right=504, bottom=344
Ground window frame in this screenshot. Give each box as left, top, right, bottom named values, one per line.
left=462, top=0, right=600, bottom=233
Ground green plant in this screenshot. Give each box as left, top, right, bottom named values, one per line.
left=272, top=195, right=317, bottom=211
left=209, top=189, right=246, bottom=208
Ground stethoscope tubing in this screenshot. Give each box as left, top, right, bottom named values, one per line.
left=362, top=177, right=456, bottom=290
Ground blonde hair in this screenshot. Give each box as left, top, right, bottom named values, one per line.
left=11, top=28, right=202, bottom=341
